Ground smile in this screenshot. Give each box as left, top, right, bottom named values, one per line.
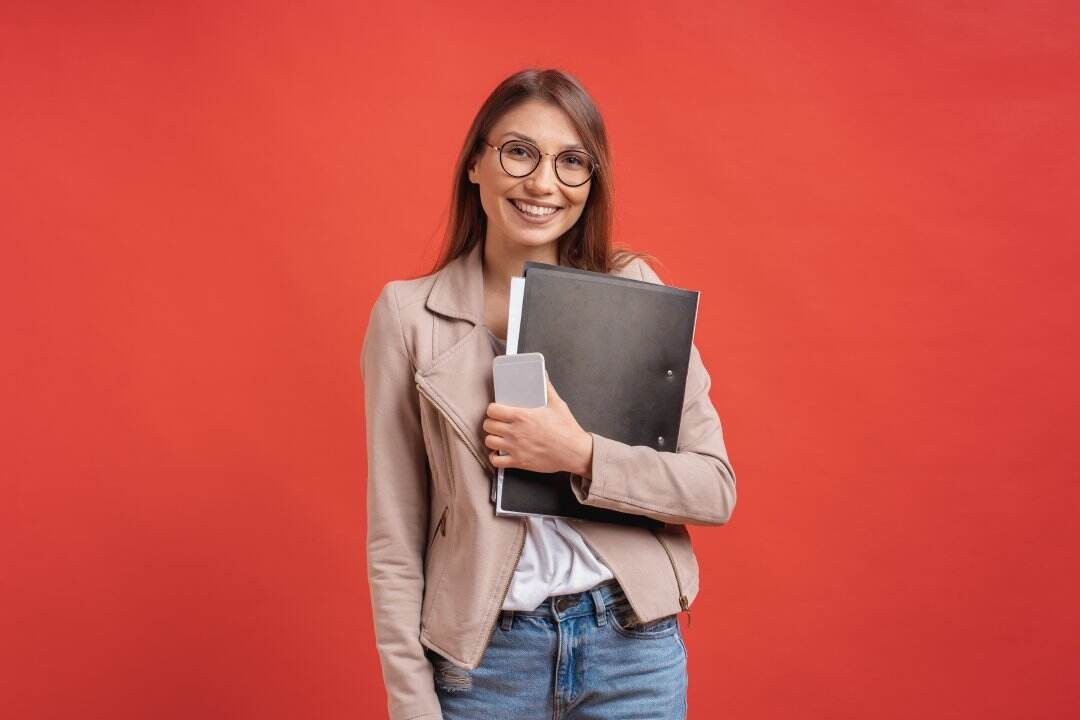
left=509, top=199, right=562, bottom=223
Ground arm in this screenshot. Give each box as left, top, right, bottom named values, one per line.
left=361, top=282, right=443, bottom=720
left=568, top=261, right=738, bottom=527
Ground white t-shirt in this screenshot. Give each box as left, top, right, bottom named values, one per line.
left=501, top=514, right=616, bottom=611
left=487, top=329, right=615, bottom=611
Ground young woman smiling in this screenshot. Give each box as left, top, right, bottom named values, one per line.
left=362, top=68, right=737, bottom=720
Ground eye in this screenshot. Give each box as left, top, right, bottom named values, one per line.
left=504, top=141, right=538, bottom=160
left=559, top=152, right=591, bottom=169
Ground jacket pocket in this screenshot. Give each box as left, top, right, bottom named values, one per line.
left=427, top=504, right=448, bottom=553
left=421, top=502, right=452, bottom=628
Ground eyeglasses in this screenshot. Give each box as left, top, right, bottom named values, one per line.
left=484, top=138, right=599, bottom=188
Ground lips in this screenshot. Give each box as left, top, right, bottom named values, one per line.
left=509, top=198, right=562, bottom=224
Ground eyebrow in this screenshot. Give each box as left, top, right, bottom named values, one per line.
left=500, top=131, right=586, bottom=152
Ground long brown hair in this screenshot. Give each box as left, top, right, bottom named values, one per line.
left=427, top=68, right=656, bottom=277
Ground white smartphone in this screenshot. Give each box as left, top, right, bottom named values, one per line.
left=492, top=352, right=547, bottom=408
left=491, top=352, right=547, bottom=504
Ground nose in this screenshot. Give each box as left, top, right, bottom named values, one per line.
left=524, top=156, right=558, bottom=193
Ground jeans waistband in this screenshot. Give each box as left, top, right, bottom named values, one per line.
left=499, top=579, right=628, bottom=624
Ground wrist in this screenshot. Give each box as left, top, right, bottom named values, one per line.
left=571, top=429, right=594, bottom=479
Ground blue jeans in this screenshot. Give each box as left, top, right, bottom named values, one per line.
left=425, top=579, right=687, bottom=719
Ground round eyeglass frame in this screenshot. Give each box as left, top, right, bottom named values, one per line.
left=484, top=138, right=599, bottom=187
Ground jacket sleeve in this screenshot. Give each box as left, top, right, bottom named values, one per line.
left=360, top=282, right=443, bottom=720
left=568, top=260, right=738, bottom=527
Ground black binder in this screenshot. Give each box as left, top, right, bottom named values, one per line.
left=493, top=261, right=700, bottom=529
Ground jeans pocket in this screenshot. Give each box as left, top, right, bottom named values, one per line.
left=425, top=647, right=473, bottom=694
left=607, top=602, right=679, bottom=639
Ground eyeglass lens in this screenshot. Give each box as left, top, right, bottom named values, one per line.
left=499, top=141, right=595, bottom=186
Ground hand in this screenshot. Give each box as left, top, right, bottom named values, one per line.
left=484, top=374, right=594, bottom=477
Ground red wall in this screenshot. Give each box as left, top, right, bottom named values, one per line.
left=3, top=1, right=1077, bottom=717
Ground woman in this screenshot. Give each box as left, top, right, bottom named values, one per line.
left=361, top=68, right=737, bottom=720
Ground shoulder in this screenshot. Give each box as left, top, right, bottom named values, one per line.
left=362, top=273, right=437, bottom=363
left=376, top=272, right=437, bottom=312
left=612, top=254, right=665, bottom=285
left=367, top=272, right=437, bottom=325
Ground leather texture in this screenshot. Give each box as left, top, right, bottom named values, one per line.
left=361, top=240, right=737, bottom=720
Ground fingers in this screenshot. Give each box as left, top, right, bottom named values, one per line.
left=486, top=402, right=521, bottom=421
left=483, top=433, right=510, bottom=451
left=482, top=417, right=513, bottom=435
left=489, top=450, right=513, bottom=468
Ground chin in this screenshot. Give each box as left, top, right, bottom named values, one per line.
left=510, top=233, right=562, bottom=249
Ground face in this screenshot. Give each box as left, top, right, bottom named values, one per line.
left=467, top=99, right=593, bottom=254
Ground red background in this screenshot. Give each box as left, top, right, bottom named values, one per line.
left=3, top=1, right=1078, bottom=717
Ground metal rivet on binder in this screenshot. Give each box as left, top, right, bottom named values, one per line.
left=658, top=436, right=665, bottom=447
left=666, top=369, right=673, bottom=378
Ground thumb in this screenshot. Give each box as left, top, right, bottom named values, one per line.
left=545, top=372, right=562, bottom=405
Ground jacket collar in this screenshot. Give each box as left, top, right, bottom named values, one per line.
left=424, top=240, right=486, bottom=325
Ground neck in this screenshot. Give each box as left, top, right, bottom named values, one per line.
left=481, top=235, right=560, bottom=297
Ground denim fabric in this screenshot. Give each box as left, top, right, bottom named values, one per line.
left=425, top=579, right=687, bottom=719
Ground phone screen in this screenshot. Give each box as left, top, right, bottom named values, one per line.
left=492, top=353, right=547, bottom=408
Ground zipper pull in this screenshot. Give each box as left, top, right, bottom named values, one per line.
left=680, top=595, right=690, bottom=628
left=427, top=506, right=449, bottom=553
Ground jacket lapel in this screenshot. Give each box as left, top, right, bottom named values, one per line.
left=414, top=241, right=495, bottom=473
left=423, top=239, right=486, bottom=327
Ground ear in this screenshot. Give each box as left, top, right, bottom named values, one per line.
left=467, top=155, right=480, bottom=185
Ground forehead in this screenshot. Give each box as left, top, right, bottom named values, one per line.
left=490, top=100, right=583, bottom=148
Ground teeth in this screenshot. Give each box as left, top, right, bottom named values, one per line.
left=512, top=199, right=559, bottom=217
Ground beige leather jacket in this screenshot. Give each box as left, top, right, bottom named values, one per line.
left=361, top=240, right=737, bottom=720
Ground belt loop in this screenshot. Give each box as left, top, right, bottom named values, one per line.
left=500, top=609, right=514, bottom=631
left=590, top=587, right=607, bottom=627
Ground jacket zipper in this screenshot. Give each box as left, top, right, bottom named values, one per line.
left=416, top=382, right=494, bottom=475
left=653, top=529, right=691, bottom=628
left=488, top=519, right=527, bottom=637
left=437, top=413, right=457, bottom=499
left=416, top=381, right=529, bottom=644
